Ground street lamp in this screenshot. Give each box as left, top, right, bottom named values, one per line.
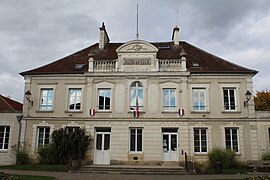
left=25, top=90, right=33, bottom=106
left=244, top=90, right=252, bottom=107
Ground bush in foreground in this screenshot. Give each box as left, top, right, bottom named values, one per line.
left=261, top=151, right=270, bottom=160
left=208, top=147, right=236, bottom=169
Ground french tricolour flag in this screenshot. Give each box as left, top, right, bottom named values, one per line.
left=89, top=109, right=96, bottom=116
left=178, top=108, right=184, bottom=117
left=134, top=98, right=139, bottom=118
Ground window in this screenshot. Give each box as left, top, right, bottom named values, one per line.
left=130, top=128, right=142, bottom=152
left=163, top=89, right=176, bottom=111
left=98, top=89, right=111, bottom=110
left=0, top=126, right=10, bottom=150
left=192, top=88, right=206, bottom=111
left=66, top=127, right=79, bottom=134
left=37, top=127, right=50, bottom=148
left=194, top=128, right=207, bottom=153
left=223, top=88, right=236, bottom=110
left=225, top=128, right=239, bottom=152
left=68, top=88, right=82, bottom=111
left=130, top=81, right=144, bottom=111
left=39, top=88, right=54, bottom=111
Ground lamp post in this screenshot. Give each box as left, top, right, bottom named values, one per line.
left=25, top=90, right=33, bottom=116
left=244, top=90, right=252, bottom=107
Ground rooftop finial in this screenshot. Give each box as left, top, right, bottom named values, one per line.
left=136, top=3, right=139, bottom=39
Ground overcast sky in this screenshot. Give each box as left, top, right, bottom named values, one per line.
left=1, top=0, right=270, bottom=102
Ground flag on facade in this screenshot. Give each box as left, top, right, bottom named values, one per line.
left=134, top=98, right=139, bottom=118
left=178, top=108, right=184, bottom=117
left=89, top=109, right=96, bottom=116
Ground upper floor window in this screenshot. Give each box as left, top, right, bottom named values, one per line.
left=223, top=88, right=237, bottom=111
left=0, top=126, right=10, bottom=150
left=39, top=88, right=54, bottom=111
left=192, top=88, right=206, bottom=111
left=163, top=89, right=176, bottom=111
left=98, top=89, right=111, bottom=110
left=130, top=81, right=144, bottom=111
left=194, top=128, right=208, bottom=153
left=37, top=127, right=50, bottom=148
left=225, top=127, right=239, bottom=152
left=68, top=88, right=82, bottom=111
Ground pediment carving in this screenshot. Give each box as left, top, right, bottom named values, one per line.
left=116, top=40, right=158, bottom=53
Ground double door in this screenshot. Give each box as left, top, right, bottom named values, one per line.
left=94, top=129, right=110, bottom=165
left=162, top=132, right=178, bottom=161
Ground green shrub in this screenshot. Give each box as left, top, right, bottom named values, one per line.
left=0, top=172, right=21, bottom=180
left=16, top=149, right=30, bottom=165
left=261, top=151, right=270, bottom=160
left=38, top=145, right=57, bottom=164
left=208, top=147, right=236, bottom=169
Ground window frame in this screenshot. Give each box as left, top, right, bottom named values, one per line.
left=192, top=88, right=207, bottom=111
left=225, top=127, right=239, bottom=152
left=98, top=88, right=111, bottom=111
left=0, top=126, right=10, bottom=150
left=223, top=87, right=237, bottom=111
left=194, top=128, right=208, bottom=153
left=67, top=88, right=82, bottom=111
left=130, top=81, right=144, bottom=111
left=162, top=88, right=176, bottom=111
left=36, top=127, right=50, bottom=148
left=39, top=88, right=54, bottom=111
left=129, top=128, right=143, bottom=153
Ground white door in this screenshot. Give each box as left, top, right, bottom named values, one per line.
left=162, top=133, right=178, bottom=161
left=94, top=131, right=110, bottom=165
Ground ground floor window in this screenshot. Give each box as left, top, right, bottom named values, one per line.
left=37, top=127, right=50, bottom=148
left=0, top=126, right=10, bottom=150
left=130, top=128, right=142, bottom=152
left=194, top=128, right=208, bottom=153
left=66, top=126, right=79, bottom=134
left=225, top=127, right=239, bottom=152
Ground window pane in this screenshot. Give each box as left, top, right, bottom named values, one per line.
left=130, top=129, right=135, bottom=151
left=40, top=89, right=53, bottom=110
left=96, top=134, right=102, bottom=150
left=171, top=134, right=177, bottom=151
left=163, top=134, right=169, bottom=152
left=104, top=134, right=110, bottom=150
left=137, top=131, right=142, bottom=151
left=69, top=89, right=82, bottom=110
left=105, top=90, right=111, bottom=110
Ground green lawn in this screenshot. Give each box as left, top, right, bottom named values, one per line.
left=0, top=164, right=65, bottom=172
left=19, top=174, right=56, bottom=180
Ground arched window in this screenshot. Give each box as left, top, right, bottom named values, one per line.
left=130, top=81, right=144, bottom=110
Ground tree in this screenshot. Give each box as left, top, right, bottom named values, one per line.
left=38, top=127, right=92, bottom=164
left=254, top=90, right=270, bottom=111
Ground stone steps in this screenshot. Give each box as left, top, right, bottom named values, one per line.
left=75, top=164, right=187, bottom=175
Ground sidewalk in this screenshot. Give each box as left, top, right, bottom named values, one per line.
left=1, top=169, right=270, bottom=180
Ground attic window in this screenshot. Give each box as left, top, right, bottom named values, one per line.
left=158, top=44, right=170, bottom=50
left=75, top=64, right=86, bottom=70
left=192, top=62, right=199, bottom=67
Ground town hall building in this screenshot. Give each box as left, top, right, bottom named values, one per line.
left=19, top=23, right=270, bottom=165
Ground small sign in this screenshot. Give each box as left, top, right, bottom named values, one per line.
left=89, top=109, right=96, bottom=116
left=178, top=108, right=184, bottom=117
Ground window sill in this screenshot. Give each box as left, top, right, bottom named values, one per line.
left=36, top=110, right=54, bottom=113
left=96, top=110, right=112, bottom=113
left=128, top=152, right=143, bottom=154
left=194, top=152, right=208, bottom=155
left=162, top=111, right=177, bottom=114
left=222, top=110, right=241, bottom=113
left=0, top=150, right=8, bottom=153
left=190, top=111, right=210, bottom=114
left=128, top=111, right=145, bottom=114
left=65, top=110, right=83, bottom=113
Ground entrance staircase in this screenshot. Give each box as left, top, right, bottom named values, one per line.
left=75, top=163, right=187, bottom=175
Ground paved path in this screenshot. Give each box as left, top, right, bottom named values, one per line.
left=1, top=169, right=270, bottom=180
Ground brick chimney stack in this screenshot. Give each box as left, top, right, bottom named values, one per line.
left=172, top=26, right=180, bottom=46
left=99, top=22, right=110, bottom=50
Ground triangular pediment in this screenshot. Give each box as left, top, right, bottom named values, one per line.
left=116, top=40, right=158, bottom=53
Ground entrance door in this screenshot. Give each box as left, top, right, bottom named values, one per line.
left=162, top=130, right=178, bottom=161
left=94, top=128, right=111, bottom=165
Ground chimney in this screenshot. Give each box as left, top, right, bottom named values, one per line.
left=172, top=26, right=180, bottom=46
left=99, top=22, right=110, bottom=50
